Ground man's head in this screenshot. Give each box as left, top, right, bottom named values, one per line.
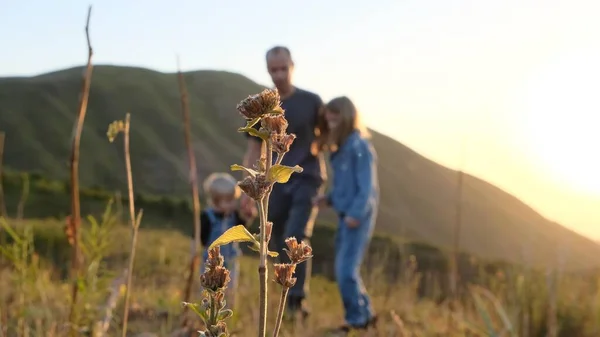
left=266, top=46, right=294, bottom=92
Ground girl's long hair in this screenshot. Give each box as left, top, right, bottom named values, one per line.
left=313, top=96, right=370, bottom=154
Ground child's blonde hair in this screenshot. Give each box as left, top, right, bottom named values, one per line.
left=315, top=96, right=370, bottom=152
left=203, top=172, right=241, bottom=205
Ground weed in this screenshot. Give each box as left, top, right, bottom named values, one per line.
left=107, top=113, right=145, bottom=336
left=183, top=89, right=310, bottom=337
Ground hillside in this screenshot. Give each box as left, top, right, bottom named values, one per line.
left=1, top=65, right=599, bottom=269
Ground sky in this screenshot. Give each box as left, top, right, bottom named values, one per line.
left=1, top=0, right=599, bottom=239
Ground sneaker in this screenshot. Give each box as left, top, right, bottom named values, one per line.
left=329, top=315, right=378, bottom=335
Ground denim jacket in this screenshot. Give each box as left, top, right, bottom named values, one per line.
left=202, top=208, right=241, bottom=261
left=327, top=130, right=379, bottom=220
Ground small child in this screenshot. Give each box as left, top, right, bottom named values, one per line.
left=314, top=96, right=379, bottom=334
left=197, top=172, right=256, bottom=309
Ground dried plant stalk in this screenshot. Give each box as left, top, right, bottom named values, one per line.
left=93, top=269, right=128, bottom=337
left=120, top=114, right=143, bottom=337
left=0, top=131, right=6, bottom=218
left=68, top=6, right=94, bottom=335
left=177, top=57, right=203, bottom=318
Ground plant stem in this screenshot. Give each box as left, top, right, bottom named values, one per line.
left=265, top=143, right=273, bottom=221
left=257, top=196, right=268, bottom=337
left=121, top=114, right=142, bottom=337
left=257, top=140, right=273, bottom=337
left=209, top=293, right=218, bottom=326
left=272, top=287, right=290, bottom=337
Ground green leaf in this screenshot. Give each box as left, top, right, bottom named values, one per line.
left=244, top=117, right=261, bottom=129
left=267, top=164, right=303, bottom=184
left=247, top=242, right=279, bottom=257
left=182, top=302, right=208, bottom=323
left=471, top=290, right=497, bottom=336
left=238, top=117, right=269, bottom=140
left=230, top=164, right=259, bottom=177
left=0, top=246, right=15, bottom=262
left=239, top=126, right=269, bottom=140
left=247, top=242, right=259, bottom=253
left=218, top=309, right=233, bottom=321
left=208, top=225, right=258, bottom=251
left=0, top=218, right=23, bottom=245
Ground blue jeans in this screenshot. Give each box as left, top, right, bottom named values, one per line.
left=335, top=211, right=375, bottom=326
left=268, top=177, right=320, bottom=300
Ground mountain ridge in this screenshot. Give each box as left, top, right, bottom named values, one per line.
left=1, top=64, right=598, bottom=270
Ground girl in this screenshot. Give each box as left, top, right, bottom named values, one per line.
left=314, top=96, right=379, bottom=333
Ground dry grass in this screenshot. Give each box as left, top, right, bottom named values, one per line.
left=2, top=217, right=600, bottom=337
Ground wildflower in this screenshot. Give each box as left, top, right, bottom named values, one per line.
left=283, top=237, right=313, bottom=264
left=238, top=174, right=271, bottom=200
left=271, top=133, right=296, bottom=154
left=261, top=114, right=288, bottom=134
left=236, top=89, right=283, bottom=119
left=273, top=263, right=297, bottom=288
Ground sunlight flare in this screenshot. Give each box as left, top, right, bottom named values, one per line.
left=521, top=47, right=600, bottom=196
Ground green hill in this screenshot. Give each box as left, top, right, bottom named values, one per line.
left=1, top=65, right=599, bottom=269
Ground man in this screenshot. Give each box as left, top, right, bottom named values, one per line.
left=240, top=46, right=325, bottom=318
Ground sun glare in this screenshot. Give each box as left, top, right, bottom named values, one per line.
left=521, top=48, right=600, bottom=196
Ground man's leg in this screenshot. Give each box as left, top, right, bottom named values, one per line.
left=285, top=181, right=320, bottom=312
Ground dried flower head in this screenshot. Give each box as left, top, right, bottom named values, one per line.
left=200, top=247, right=230, bottom=292
left=273, top=263, right=297, bottom=288
left=271, top=133, right=296, bottom=154
left=205, top=247, right=225, bottom=270
left=283, top=237, right=313, bottom=264
left=236, top=89, right=283, bottom=119
left=238, top=174, right=271, bottom=200
left=106, top=119, right=126, bottom=143
left=201, top=265, right=230, bottom=292
left=261, top=114, right=288, bottom=134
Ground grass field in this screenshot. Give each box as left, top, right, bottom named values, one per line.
left=2, top=207, right=600, bottom=336
left=0, top=216, right=438, bottom=337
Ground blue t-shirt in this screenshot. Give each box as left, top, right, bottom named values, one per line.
left=246, top=87, right=325, bottom=185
